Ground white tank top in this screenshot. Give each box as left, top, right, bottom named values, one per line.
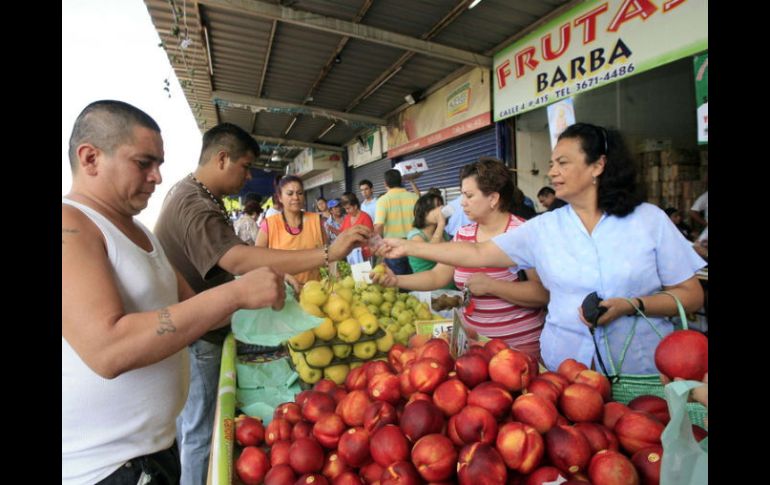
left=62, top=198, right=189, bottom=485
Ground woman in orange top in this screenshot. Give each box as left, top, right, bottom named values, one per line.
left=256, top=175, right=327, bottom=283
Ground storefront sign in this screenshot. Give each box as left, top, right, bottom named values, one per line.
left=304, top=166, right=343, bottom=190
left=387, top=67, right=491, bottom=158
left=694, top=52, right=708, bottom=144
left=493, top=0, right=708, bottom=120
left=289, top=148, right=343, bottom=177
left=347, top=128, right=384, bottom=167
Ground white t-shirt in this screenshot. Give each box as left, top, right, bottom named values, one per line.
left=691, top=191, right=708, bottom=240
left=62, top=198, right=188, bottom=485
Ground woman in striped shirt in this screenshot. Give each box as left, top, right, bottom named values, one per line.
left=373, top=158, right=548, bottom=360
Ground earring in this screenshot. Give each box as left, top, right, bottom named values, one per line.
left=592, top=176, right=597, bottom=185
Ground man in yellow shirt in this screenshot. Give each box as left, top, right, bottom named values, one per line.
left=374, top=169, right=418, bottom=275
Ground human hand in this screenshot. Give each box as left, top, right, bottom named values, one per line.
left=465, top=273, right=494, bottom=296
left=578, top=297, right=634, bottom=328
left=370, top=265, right=398, bottom=288
left=236, top=267, right=286, bottom=311
left=375, top=238, right=409, bottom=259
left=329, top=225, right=371, bottom=261
left=426, top=206, right=443, bottom=225
left=284, top=274, right=301, bottom=296
left=660, top=372, right=708, bottom=407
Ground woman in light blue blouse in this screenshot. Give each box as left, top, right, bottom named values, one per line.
left=377, top=123, right=706, bottom=374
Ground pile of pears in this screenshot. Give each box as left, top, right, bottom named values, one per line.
left=288, top=265, right=443, bottom=386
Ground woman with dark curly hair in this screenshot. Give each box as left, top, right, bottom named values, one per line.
left=376, top=123, right=706, bottom=374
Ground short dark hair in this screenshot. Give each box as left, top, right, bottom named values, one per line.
left=199, top=122, right=261, bottom=166
left=68, top=100, right=161, bottom=171
left=664, top=207, right=680, bottom=217
left=243, top=200, right=262, bottom=215
left=276, top=175, right=304, bottom=194
left=460, top=157, right=514, bottom=214
left=359, top=180, right=373, bottom=189
left=384, top=169, right=402, bottom=188
left=413, top=192, right=444, bottom=229
left=316, top=197, right=327, bottom=203
left=341, top=192, right=360, bottom=209
left=537, top=186, right=556, bottom=197
left=243, top=192, right=261, bottom=205
left=558, top=122, right=642, bottom=217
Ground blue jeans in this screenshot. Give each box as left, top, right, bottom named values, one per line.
left=176, top=339, right=222, bottom=485
left=385, top=256, right=413, bottom=276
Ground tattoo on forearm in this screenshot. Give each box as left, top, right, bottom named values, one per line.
left=156, top=308, right=176, bottom=335
left=62, top=227, right=79, bottom=244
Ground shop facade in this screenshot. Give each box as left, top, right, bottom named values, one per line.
left=381, top=67, right=497, bottom=202
left=493, top=0, right=708, bottom=212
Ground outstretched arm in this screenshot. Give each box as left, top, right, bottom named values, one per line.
left=62, top=207, right=285, bottom=379
left=378, top=238, right=515, bottom=269
left=221, top=224, right=370, bottom=275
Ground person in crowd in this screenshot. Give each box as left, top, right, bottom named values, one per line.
left=374, top=169, right=419, bottom=275
left=359, top=179, right=378, bottom=221
left=256, top=176, right=330, bottom=284
left=690, top=188, right=708, bottom=243
left=154, top=124, right=369, bottom=485
left=262, top=174, right=284, bottom=220
left=443, top=195, right=472, bottom=238
left=339, top=192, right=374, bottom=264
left=512, top=186, right=537, bottom=220
left=63, top=101, right=287, bottom=485
left=377, top=123, right=705, bottom=375
left=373, top=159, right=548, bottom=359
left=406, top=190, right=453, bottom=280
left=324, top=199, right=345, bottom=243
left=315, top=196, right=331, bottom=220
left=234, top=198, right=262, bottom=246
left=537, top=186, right=567, bottom=211
left=664, top=207, right=693, bottom=241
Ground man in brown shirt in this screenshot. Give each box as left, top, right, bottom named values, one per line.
left=155, top=123, right=369, bottom=485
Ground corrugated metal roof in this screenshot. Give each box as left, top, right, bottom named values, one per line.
left=143, top=0, right=572, bottom=170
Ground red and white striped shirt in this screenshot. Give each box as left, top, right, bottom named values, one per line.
left=453, top=215, right=545, bottom=360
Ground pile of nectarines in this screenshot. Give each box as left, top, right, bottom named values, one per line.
left=233, top=332, right=707, bottom=485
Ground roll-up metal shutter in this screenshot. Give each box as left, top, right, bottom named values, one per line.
left=351, top=157, right=391, bottom=199
left=392, top=127, right=498, bottom=193
left=305, top=187, right=322, bottom=212
left=323, top=180, right=346, bottom=202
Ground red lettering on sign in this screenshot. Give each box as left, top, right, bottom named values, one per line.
left=608, top=0, right=658, bottom=32
left=663, top=0, right=687, bottom=12
left=515, top=47, right=539, bottom=78
left=574, top=3, right=609, bottom=44
left=542, top=22, right=572, bottom=61
left=497, top=60, right=511, bottom=89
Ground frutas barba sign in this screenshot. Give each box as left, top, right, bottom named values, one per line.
left=493, top=0, right=707, bottom=121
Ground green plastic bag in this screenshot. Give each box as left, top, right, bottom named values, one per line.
left=235, top=358, right=301, bottom=424
left=231, top=284, right=323, bottom=346
left=660, top=380, right=708, bottom=485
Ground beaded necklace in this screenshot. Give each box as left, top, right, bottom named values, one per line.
left=281, top=211, right=303, bottom=235
left=189, top=173, right=232, bottom=226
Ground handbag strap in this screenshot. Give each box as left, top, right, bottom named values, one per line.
left=601, top=291, right=689, bottom=376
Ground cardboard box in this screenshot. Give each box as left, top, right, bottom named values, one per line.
left=394, top=158, right=428, bottom=180
left=637, top=138, right=672, bottom=153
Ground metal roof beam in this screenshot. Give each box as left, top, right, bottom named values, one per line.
left=252, top=135, right=345, bottom=152
left=198, top=0, right=491, bottom=67
left=213, top=90, right=387, bottom=126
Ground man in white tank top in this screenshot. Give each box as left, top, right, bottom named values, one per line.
left=62, top=100, right=287, bottom=485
